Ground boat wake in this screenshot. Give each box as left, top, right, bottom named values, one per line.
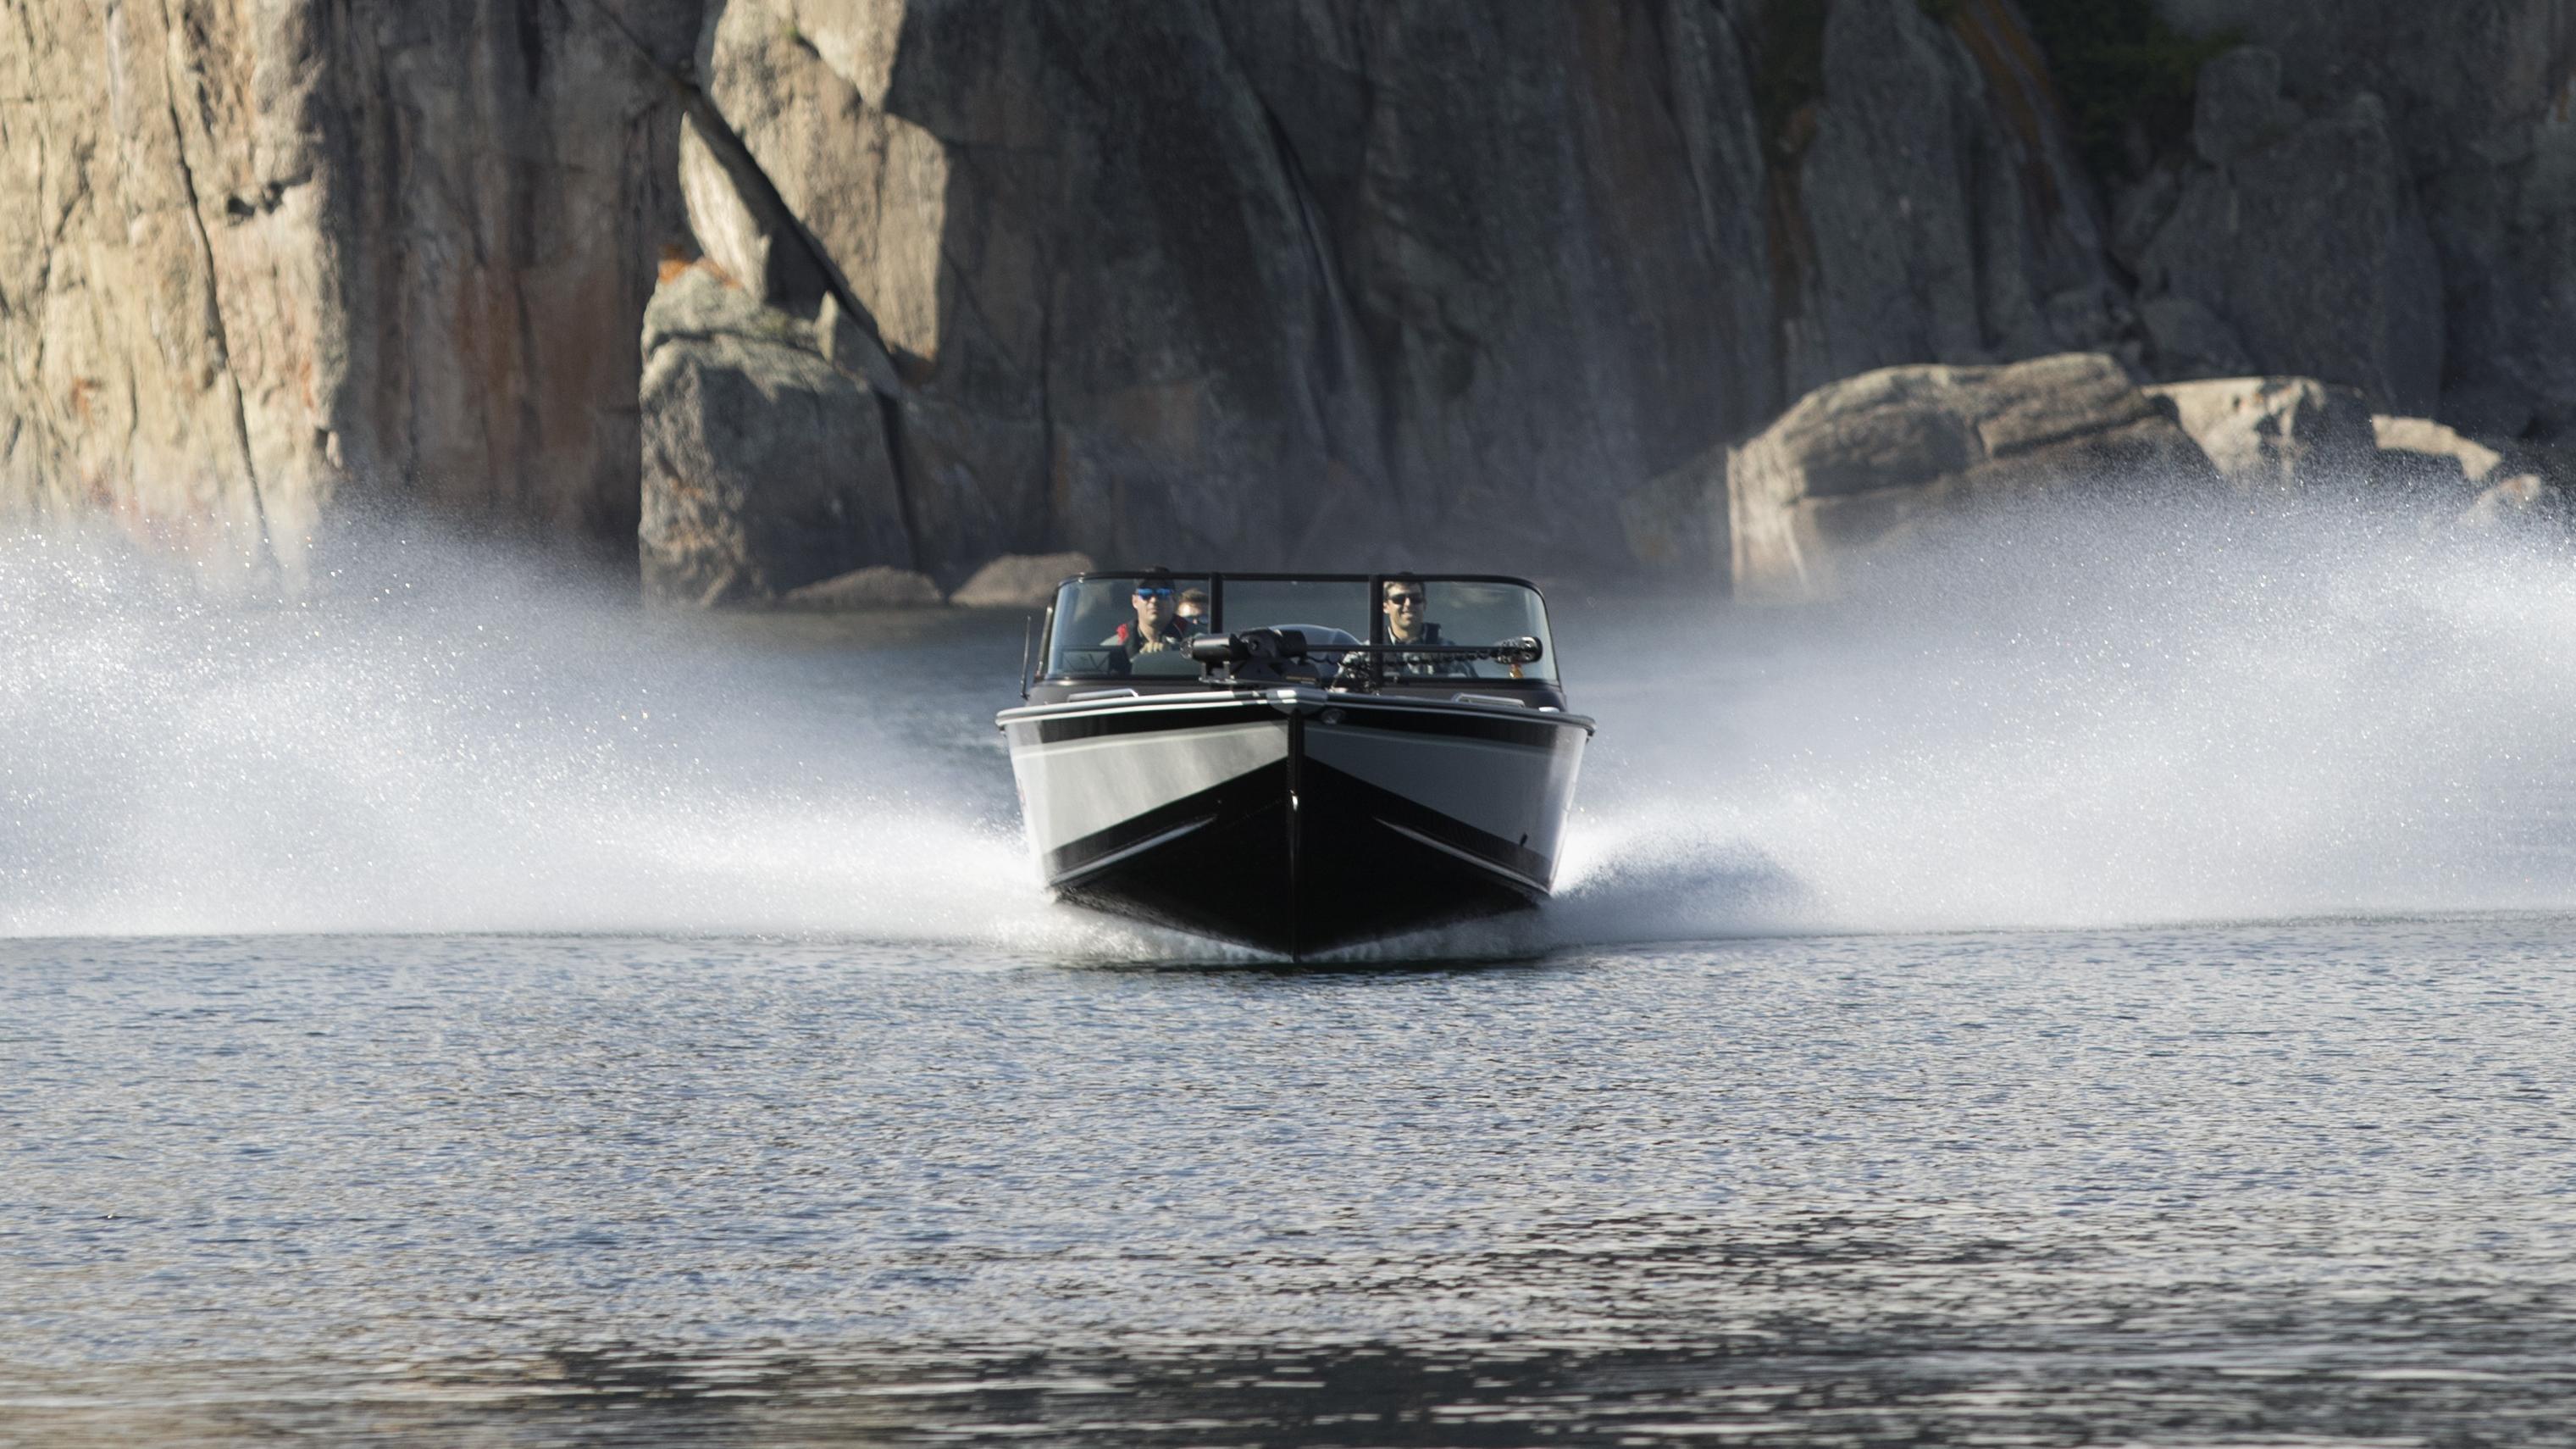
left=1543, top=496, right=2576, bottom=944
left=0, top=529, right=1059, bottom=945
left=6, top=498, right=2576, bottom=953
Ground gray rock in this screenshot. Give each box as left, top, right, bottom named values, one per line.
left=1779, top=0, right=2120, bottom=394
left=1617, top=443, right=1731, bottom=578
left=2372, top=414, right=2510, bottom=495
left=949, top=552, right=1100, bottom=608
left=2457, top=473, right=2565, bottom=532
left=2137, top=297, right=2257, bottom=380
left=776, top=565, right=944, bottom=610
left=2191, top=47, right=2302, bottom=166
left=14, top=0, right=2568, bottom=586
left=2111, top=165, right=2183, bottom=273
left=2151, top=0, right=2575, bottom=445
left=2139, top=72, right=2445, bottom=413
left=637, top=266, right=912, bottom=606
left=0, top=0, right=704, bottom=575
left=682, top=0, right=2113, bottom=580
left=2150, top=376, right=2376, bottom=489
left=1728, top=353, right=2217, bottom=600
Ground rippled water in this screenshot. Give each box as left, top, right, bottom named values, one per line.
left=9, top=512, right=2576, bottom=1443
left=9, top=919, right=2576, bottom=1445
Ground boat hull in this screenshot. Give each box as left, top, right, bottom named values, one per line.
left=1000, top=689, right=1589, bottom=956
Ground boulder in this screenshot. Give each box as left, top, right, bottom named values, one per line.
left=1728, top=353, right=2216, bottom=600
left=2369, top=409, right=2514, bottom=492
left=948, top=552, right=1100, bottom=608
left=2368, top=414, right=2562, bottom=530
left=638, top=266, right=915, bottom=607
left=2148, top=377, right=2377, bottom=490
left=776, top=565, right=944, bottom=610
left=2457, top=474, right=2567, bottom=531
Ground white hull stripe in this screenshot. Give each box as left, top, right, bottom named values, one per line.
left=1303, top=723, right=1581, bottom=858
left=1013, top=720, right=1286, bottom=852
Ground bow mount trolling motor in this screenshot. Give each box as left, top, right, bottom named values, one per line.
left=1190, top=628, right=1316, bottom=683
left=1190, top=630, right=1543, bottom=687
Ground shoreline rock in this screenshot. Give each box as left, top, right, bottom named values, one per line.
left=1728, top=353, right=2215, bottom=601
left=638, top=266, right=914, bottom=608
left=948, top=553, right=1099, bottom=608
left=2148, top=377, right=2376, bottom=491
left=773, top=565, right=945, bottom=610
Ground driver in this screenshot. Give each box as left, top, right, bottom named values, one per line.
left=1101, top=575, right=1191, bottom=665
left=1332, top=578, right=1472, bottom=690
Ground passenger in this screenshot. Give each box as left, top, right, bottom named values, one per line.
left=1332, top=578, right=1472, bottom=690
left=1100, top=576, right=1191, bottom=665
left=1176, top=586, right=1211, bottom=635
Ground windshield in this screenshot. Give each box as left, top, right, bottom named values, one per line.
left=1044, top=575, right=1559, bottom=684
left=1396, top=580, right=1558, bottom=684
left=1217, top=579, right=1370, bottom=648
left=1045, top=575, right=1214, bottom=679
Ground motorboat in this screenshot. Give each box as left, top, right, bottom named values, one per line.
left=996, top=572, right=1593, bottom=957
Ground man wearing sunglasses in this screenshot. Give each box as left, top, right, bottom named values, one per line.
left=1101, top=575, right=1194, bottom=665
left=1332, top=577, right=1470, bottom=690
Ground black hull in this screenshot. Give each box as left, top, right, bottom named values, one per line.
left=1003, top=693, right=1587, bottom=958
left=1050, top=756, right=1544, bottom=956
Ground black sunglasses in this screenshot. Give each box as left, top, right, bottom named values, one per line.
left=1133, top=586, right=1175, bottom=600
left=1386, top=591, right=1425, bottom=606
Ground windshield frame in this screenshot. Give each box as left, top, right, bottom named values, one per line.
left=1036, top=571, right=1564, bottom=689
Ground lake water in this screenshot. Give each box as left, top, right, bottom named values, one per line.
left=8, top=514, right=2576, bottom=1445
left=9, top=919, right=2576, bottom=1446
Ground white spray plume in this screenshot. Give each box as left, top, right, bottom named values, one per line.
left=7, top=495, right=2573, bottom=952
left=1553, top=495, right=2576, bottom=940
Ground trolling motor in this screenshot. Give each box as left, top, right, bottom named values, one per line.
left=1191, top=628, right=1312, bottom=683
left=1192, top=630, right=1543, bottom=686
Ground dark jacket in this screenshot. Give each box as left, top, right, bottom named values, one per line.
left=1331, top=622, right=1474, bottom=690
left=1100, top=619, right=1191, bottom=673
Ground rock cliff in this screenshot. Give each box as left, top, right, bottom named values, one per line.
left=5, top=1, right=2571, bottom=594
left=1, top=0, right=699, bottom=580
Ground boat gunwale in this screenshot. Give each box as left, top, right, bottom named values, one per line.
left=997, top=686, right=1595, bottom=736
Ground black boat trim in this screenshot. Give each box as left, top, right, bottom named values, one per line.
left=1011, top=701, right=1280, bottom=747
left=1374, top=817, right=1549, bottom=895
left=1325, top=703, right=1582, bottom=750
left=1286, top=710, right=1305, bottom=958
left=1053, top=813, right=1218, bottom=886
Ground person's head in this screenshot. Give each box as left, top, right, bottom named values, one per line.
left=1177, top=586, right=1210, bottom=625
left=1131, top=577, right=1177, bottom=633
left=1382, top=578, right=1428, bottom=642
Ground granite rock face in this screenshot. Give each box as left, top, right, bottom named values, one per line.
left=685, top=0, right=1772, bottom=580
left=2147, top=2, right=2576, bottom=441
left=1726, top=353, right=2217, bottom=600
left=1774, top=0, right=2130, bottom=396
left=0, top=1, right=705, bottom=580
left=8, top=0, right=2573, bottom=594
left=668, top=0, right=2125, bottom=584
left=2125, top=51, right=2445, bottom=414
left=637, top=265, right=910, bottom=605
